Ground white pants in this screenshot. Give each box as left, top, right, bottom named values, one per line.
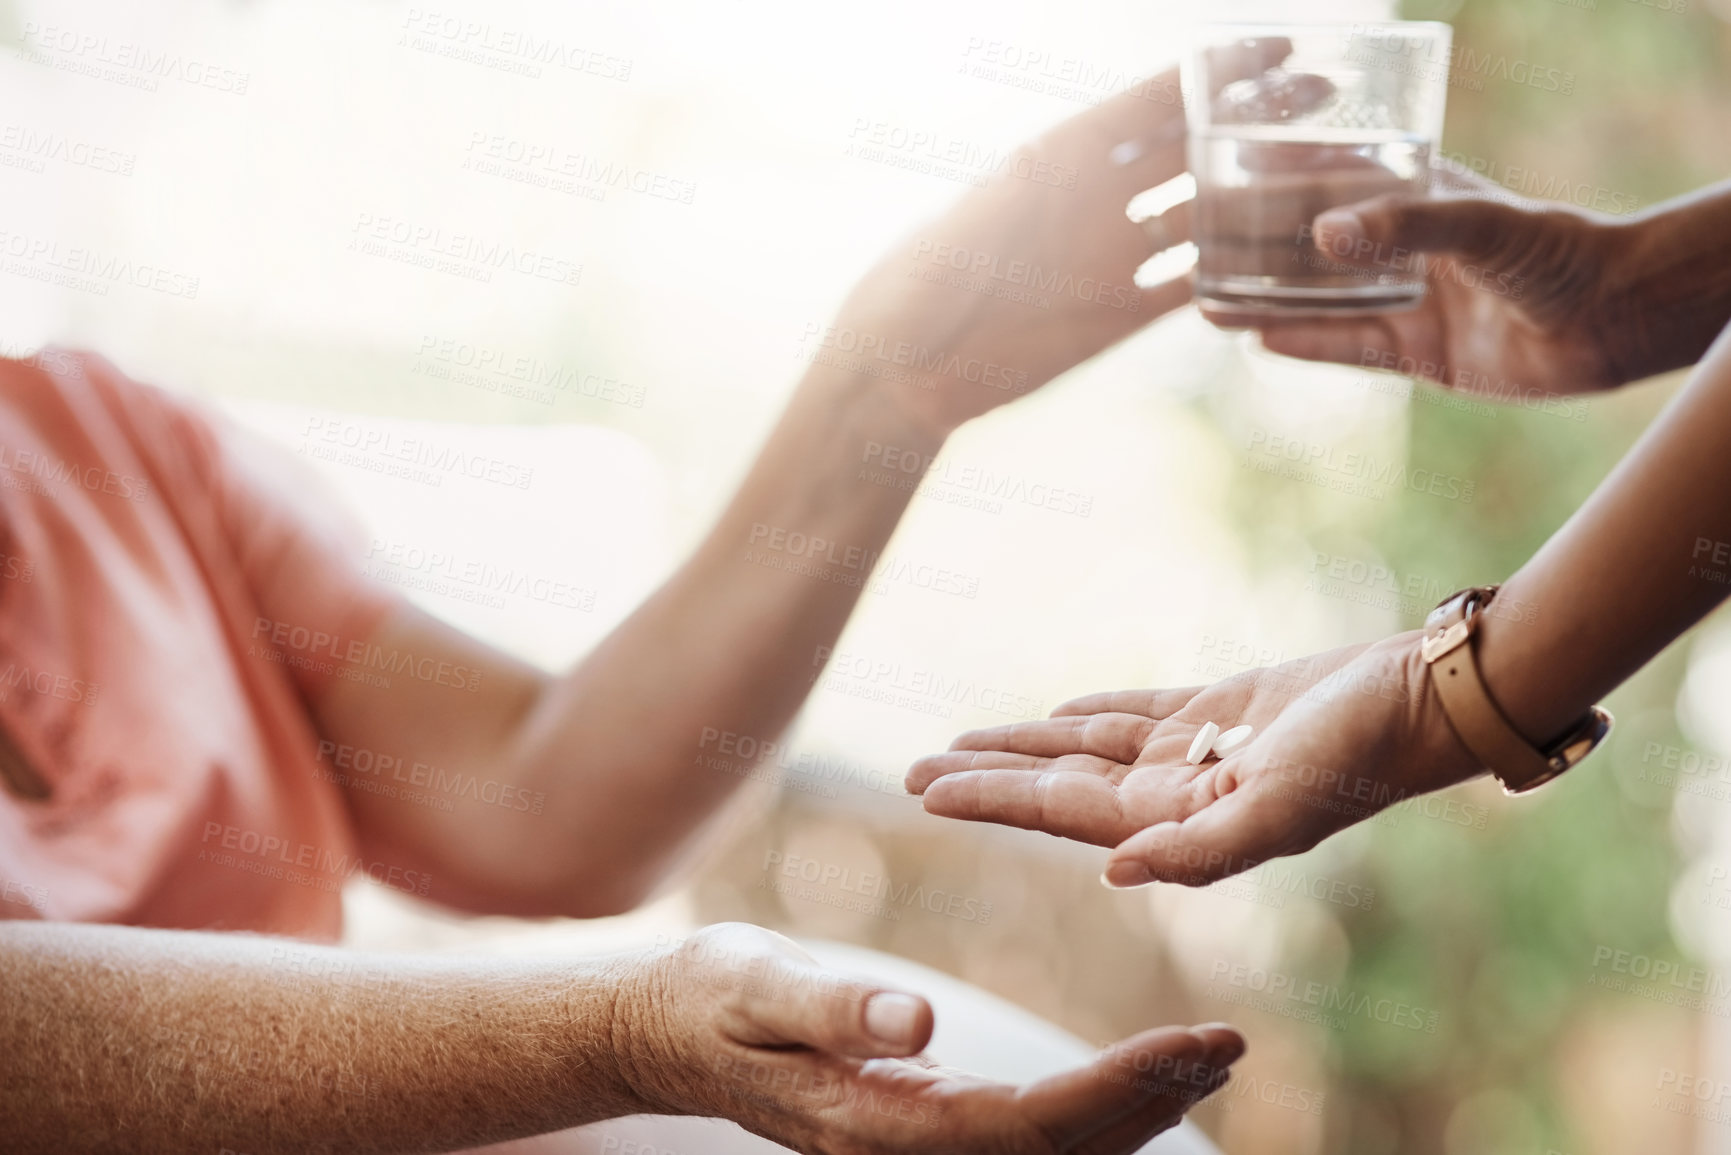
left=471, top=939, right=1221, bottom=1155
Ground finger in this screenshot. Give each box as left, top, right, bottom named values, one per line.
left=1074, top=65, right=1188, bottom=148
left=919, top=768, right=1133, bottom=846
left=1191, top=1023, right=1248, bottom=1072
left=1093, top=40, right=1293, bottom=195
left=1429, top=159, right=1507, bottom=199
left=730, top=955, right=935, bottom=1060
left=946, top=714, right=1157, bottom=761
left=1072, top=213, right=1198, bottom=341
left=1103, top=777, right=1308, bottom=888
left=1201, top=37, right=1296, bottom=100
left=1199, top=165, right=1413, bottom=252
left=1086, top=41, right=1293, bottom=160
left=1080, top=254, right=1197, bottom=341
left=904, top=749, right=1052, bottom=795
left=1129, top=194, right=1193, bottom=255
left=1125, top=267, right=1195, bottom=319
left=1210, top=69, right=1336, bottom=129
left=1018, top=1025, right=1236, bottom=1153
left=1051, top=687, right=1204, bottom=720
left=1252, top=316, right=1404, bottom=368
left=1102, top=110, right=1187, bottom=199
left=1071, top=1065, right=1233, bottom=1155
left=1311, top=193, right=1554, bottom=272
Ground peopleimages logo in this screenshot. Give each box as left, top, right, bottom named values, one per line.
left=198, top=821, right=432, bottom=897
left=711, top=1054, right=942, bottom=1128
left=348, top=213, right=582, bottom=288
left=858, top=442, right=1094, bottom=518
left=797, top=322, right=1030, bottom=394
left=299, top=416, right=535, bottom=490
left=956, top=36, right=1185, bottom=107
left=1588, top=945, right=1731, bottom=1014
left=1440, top=150, right=1640, bottom=215
left=398, top=10, right=632, bottom=81
left=1295, top=222, right=1526, bottom=302
left=0, top=662, right=99, bottom=708
left=761, top=849, right=993, bottom=925
left=315, top=739, right=546, bottom=815
left=812, top=645, right=1044, bottom=720
left=0, top=124, right=136, bottom=176
left=1208, top=959, right=1441, bottom=1032
left=1245, top=429, right=1477, bottom=504
left=19, top=21, right=252, bottom=94
left=1346, top=26, right=1577, bottom=95
left=696, top=727, right=912, bottom=801
left=910, top=239, right=1138, bottom=312
left=250, top=615, right=483, bottom=692
left=845, top=118, right=1079, bottom=189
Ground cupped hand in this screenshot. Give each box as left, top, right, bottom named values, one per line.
left=619, top=922, right=1245, bottom=1153
left=1207, top=164, right=1640, bottom=398
left=906, top=633, right=1484, bottom=888
left=831, top=39, right=1322, bottom=437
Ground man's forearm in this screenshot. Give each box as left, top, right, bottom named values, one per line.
left=1475, top=324, right=1731, bottom=747
left=506, top=366, right=948, bottom=909
left=2, top=922, right=637, bottom=1154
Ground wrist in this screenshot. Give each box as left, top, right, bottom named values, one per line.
left=1600, top=193, right=1731, bottom=382
left=605, top=945, right=689, bottom=1118
left=584, top=949, right=679, bottom=1119
left=797, top=273, right=1048, bottom=441
left=1469, top=588, right=1590, bottom=752
left=796, top=357, right=963, bottom=448
left=1389, top=629, right=1489, bottom=795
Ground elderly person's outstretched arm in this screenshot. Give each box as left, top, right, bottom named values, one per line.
left=0, top=920, right=1244, bottom=1154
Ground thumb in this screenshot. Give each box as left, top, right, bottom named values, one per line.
left=732, top=956, right=935, bottom=1060
left=1311, top=193, right=1566, bottom=276
left=1101, top=784, right=1301, bottom=889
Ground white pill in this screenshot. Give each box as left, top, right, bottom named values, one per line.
left=1186, top=721, right=1220, bottom=765
left=1212, top=724, right=1254, bottom=757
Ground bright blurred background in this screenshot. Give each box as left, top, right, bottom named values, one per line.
left=5, top=0, right=1731, bottom=1151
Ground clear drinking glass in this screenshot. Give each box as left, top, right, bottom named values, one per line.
left=1183, top=22, right=1452, bottom=316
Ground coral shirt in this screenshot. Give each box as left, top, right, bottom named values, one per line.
left=0, top=350, right=399, bottom=941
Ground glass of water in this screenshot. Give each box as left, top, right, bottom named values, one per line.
left=1183, top=22, right=1452, bottom=316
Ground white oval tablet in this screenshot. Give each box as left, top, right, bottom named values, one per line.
left=1186, top=721, right=1221, bottom=765
left=1212, top=724, right=1254, bottom=757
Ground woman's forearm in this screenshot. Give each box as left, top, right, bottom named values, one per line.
left=507, top=365, right=947, bottom=910
left=1475, top=323, right=1731, bottom=748
left=1, top=922, right=637, bottom=1154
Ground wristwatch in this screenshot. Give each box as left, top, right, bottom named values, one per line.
left=1421, top=585, right=1614, bottom=795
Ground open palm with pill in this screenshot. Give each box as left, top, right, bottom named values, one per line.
left=906, top=632, right=1484, bottom=888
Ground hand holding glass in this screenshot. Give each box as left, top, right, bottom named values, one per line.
left=1183, top=22, right=1452, bottom=316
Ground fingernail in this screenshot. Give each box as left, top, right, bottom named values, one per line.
left=865, top=993, right=922, bottom=1045
left=1314, top=209, right=1365, bottom=248
left=1102, top=862, right=1155, bottom=889
left=1204, top=1034, right=1247, bottom=1067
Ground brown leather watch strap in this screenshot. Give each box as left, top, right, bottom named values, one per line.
left=1422, top=586, right=1612, bottom=794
